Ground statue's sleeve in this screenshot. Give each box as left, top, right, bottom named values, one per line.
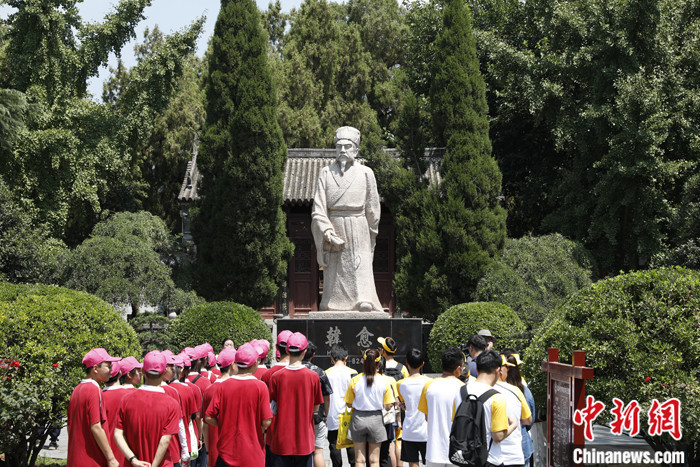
left=366, top=168, right=381, bottom=247
left=312, top=170, right=333, bottom=267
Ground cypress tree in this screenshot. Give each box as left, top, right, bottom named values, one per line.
left=401, top=0, right=506, bottom=319
left=193, top=0, right=293, bottom=307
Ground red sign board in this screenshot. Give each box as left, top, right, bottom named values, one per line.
left=541, top=348, right=594, bottom=466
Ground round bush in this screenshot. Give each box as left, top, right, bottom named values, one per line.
left=168, top=301, right=272, bottom=353
left=427, top=302, right=526, bottom=371
left=0, top=282, right=141, bottom=466
left=524, top=267, right=700, bottom=455
left=474, top=234, right=596, bottom=333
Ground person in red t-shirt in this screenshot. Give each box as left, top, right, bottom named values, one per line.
left=118, top=356, right=143, bottom=391
left=67, top=348, right=121, bottom=467
left=182, top=352, right=205, bottom=465
left=102, top=360, right=127, bottom=466
left=251, top=339, right=270, bottom=380
left=205, top=343, right=272, bottom=467
left=262, top=330, right=292, bottom=465
left=268, top=333, right=324, bottom=467
left=114, top=351, right=181, bottom=467
left=172, top=355, right=198, bottom=462
left=161, top=352, right=190, bottom=466
left=202, top=347, right=236, bottom=467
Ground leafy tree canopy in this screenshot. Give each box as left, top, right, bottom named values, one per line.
left=0, top=1, right=204, bottom=244
left=474, top=234, right=597, bottom=332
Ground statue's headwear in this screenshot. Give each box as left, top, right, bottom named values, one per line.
left=334, top=126, right=361, bottom=148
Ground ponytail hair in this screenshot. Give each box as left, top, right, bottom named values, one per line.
left=363, top=349, right=380, bottom=387
left=505, top=354, right=525, bottom=394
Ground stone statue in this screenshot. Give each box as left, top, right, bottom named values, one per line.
left=311, top=126, right=383, bottom=312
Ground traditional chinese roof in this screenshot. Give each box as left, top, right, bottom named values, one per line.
left=178, top=145, right=444, bottom=205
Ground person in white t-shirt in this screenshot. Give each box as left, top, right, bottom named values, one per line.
left=495, top=354, right=532, bottom=467
left=397, top=348, right=431, bottom=467
left=417, top=346, right=465, bottom=467
left=325, top=344, right=358, bottom=467
left=455, top=350, right=519, bottom=467
left=344, top=348, right=395, bottom=467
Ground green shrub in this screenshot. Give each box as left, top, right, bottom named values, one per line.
left=525, top=267, right=700, bottom=460
left=427, top=302, right=526, bottom=371
left=474, top=234, right=596, bottom=333
left=0, top=282, right=141, bottom=467
left=168, top=302, right=272, bottom=353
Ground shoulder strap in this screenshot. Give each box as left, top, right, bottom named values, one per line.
left=192, top=374, right=203, bottom=384
left=459, top=385, right=468, bottom=403
left=477, top=389, right=498, bottom=404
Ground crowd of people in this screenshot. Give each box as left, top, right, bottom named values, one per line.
left=66, top=329, right=535, bottom=467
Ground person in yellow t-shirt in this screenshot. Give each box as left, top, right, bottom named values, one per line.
left=417, top=346, right=465, bottom=466
left=455, top=350, right=519, bottom=467
left=496, top=354, right=532, bottom=466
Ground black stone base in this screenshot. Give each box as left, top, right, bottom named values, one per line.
left=277, top=318, right=423, bottom=372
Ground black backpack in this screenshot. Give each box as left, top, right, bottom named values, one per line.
left=384, top=362, right=405, bottom=382
left=449, top=385, right=498, bottom=467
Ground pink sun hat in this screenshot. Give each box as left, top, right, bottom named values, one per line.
left=143, top=350, right=166, bottom=376
left=218, top=348, right=237, bottom=368
left=235, top=343, right=259, bottom=368
left=119, top=356, right=142, bottom=376
left=110, top=360, right=122, bottom=378
left=276, top=330, right=293, bottom=348
left=207, top=351, right=216, bottom=367
left=82, top=348, right=121, bottom=368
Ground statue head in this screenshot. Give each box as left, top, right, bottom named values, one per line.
left=334, top=126, right=360, bottom=171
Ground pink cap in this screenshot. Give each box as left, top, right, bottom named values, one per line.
left=182, top=354, right=192, bottom=367
left=184, top=347, right=197, bottom=359
left=287, top=332, right=308, bottom=352
left=110, top=360, right=122, bottom=378
left=143, top=350, right=167, bottom=375
left=161, top=350, right=174, bottom=359
left=119, top=356, right=143, bottom=375
left=172, top=354, right=185, bottom=367
left=196, top=344, right=210, bottom=360
left=207, top=352, right=216, bottom=367
left=82, top=348, right=120, bottom=368
left=235, top=343, right=259, bottom=368
left=277, top=330, right=293, bottom=347
left=164, top=352, right=177, bottom=365
left=203, top=343, right=214, bottom=354
left=251, top=340, right=270, bottom=360
left=218, top=348, right=237, bottom=368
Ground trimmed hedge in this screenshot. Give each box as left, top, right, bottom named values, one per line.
left=168, top=301, right=272, bottom=353
left=525, top=267, right=700, bottom=458
left=0, top=282, right=141, bottom=467
left=427, top=302, right=526, bottom=371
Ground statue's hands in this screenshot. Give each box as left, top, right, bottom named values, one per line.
left=324, top=230, right=345, bottom=247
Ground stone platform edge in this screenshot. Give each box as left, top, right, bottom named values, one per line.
left=306, top=311, right=390, bottom=319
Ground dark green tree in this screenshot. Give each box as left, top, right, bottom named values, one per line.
left=396, top=0, right=506, bottom=320
left=193, top=0, right=293, bottom=307
left=469, top=0, right=700, bottom=270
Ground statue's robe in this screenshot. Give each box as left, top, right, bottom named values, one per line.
left=311, top=161, right=383, bottom=311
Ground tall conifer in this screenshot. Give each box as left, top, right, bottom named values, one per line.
left=399, top=0, right=506, bottom=319
left=193, top=0, right=293, bottom=306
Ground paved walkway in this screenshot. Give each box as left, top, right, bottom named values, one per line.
left=38, top=427, right=341, bottom=466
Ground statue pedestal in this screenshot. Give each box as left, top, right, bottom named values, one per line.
left=307, top=311, right=390, bottom=319
left=277, top=315, right=423, bottom=372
